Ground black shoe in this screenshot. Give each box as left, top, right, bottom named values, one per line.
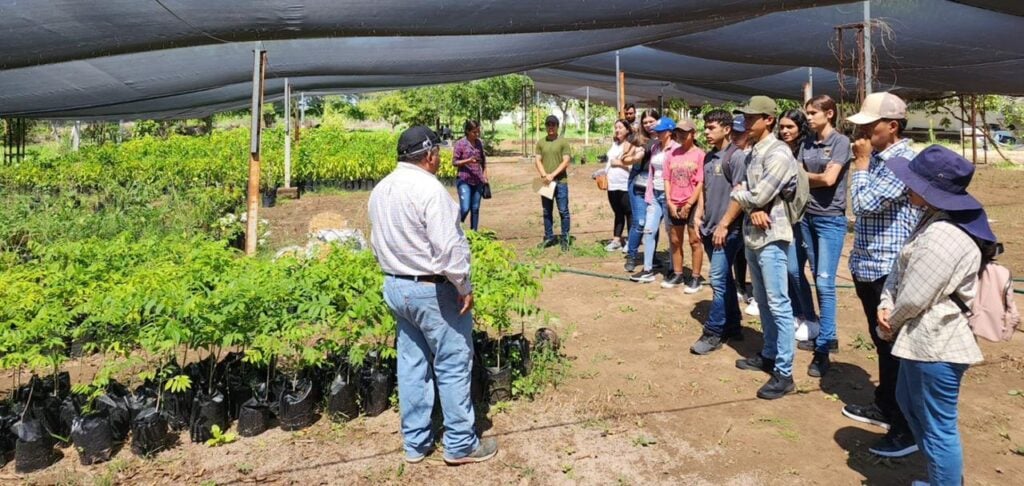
left=660, top=273, right=686, bottom=288
left=624, top=258, right=637, bottom=273
left=869, top=430, right=919, bottom=458
left=842, top=403, right=890, bottom=430
left=797, top=339, right=839, bottom=353
left=560, top=239, right=570, bottom=251
left=735, top=354, right=774, bottom=373
left=630, top=269, right=657, bottom=283
left=756, top=372, right=795, bottom=400
left=690, top=333, right=723, bottom=355
left=808, top=352, right=830, bottom=378
left=538, top=238, right=557, bottom=249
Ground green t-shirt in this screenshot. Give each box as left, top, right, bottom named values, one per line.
left=535, top=136, right=572, bottom=181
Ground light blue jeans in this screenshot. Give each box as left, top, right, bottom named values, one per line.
left=382, top=276, right=478, bottom=459
left=747, top=241, right=795, bottom=377
left=798, top=214, right=848, bottom=353
left=897, top=359, right=969, bottom=486
left=641, top=190, right=667, bottom=271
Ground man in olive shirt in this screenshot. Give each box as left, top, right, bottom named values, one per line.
left=535, top=115, right=572, bottom=250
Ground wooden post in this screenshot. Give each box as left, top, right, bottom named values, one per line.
left=245, top=48, right=267, bottom=256
left=618, top=71, right=626, bottom=119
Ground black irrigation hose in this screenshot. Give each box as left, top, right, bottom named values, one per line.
left=551, top=265, right=859, bottom=288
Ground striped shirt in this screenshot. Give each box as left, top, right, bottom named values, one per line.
left=731, top=133, right=799, bottom=249
left=368, top=163, right=473, bottom=296
left=848, top=139, right=921, bottom=282
left=880, top=210, right=983, bottom=364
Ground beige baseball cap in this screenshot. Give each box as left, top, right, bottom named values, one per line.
left=674, top=119, right=696, bottom=132
left=846, top=92, right=907, bottom=125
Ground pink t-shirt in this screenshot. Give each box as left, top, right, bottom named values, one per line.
left=663, top=145, right=705, bottom=206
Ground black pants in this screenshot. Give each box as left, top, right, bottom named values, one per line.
left=854, top=276, right=911, bottom=435
left=607, top=190, right=631, bottom=238
left=734, top=246, right=748, bottom=293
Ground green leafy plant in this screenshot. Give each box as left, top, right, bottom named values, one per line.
left=205, top=425, right=238, bottom=447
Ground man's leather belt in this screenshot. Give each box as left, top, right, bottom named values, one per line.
left=390, top=274, right=446, bottom=283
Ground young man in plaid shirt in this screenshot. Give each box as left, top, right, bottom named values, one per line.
left=841, top=92, right=921, bottom=459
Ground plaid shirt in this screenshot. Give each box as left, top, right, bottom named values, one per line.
left=879, top=210, right=983, bottom=364
left=731, top=133, right=798, bottom=249
left=848, top=139, right=921, bottom=281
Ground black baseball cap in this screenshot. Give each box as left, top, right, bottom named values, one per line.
left=397, top=125, right=441, bottom=158
left=545, top=115, right=560, bottom=126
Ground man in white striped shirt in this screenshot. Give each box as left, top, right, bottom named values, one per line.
left=368, top=125, right=498, bottom=465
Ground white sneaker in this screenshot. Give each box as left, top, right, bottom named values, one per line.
left=744, top=299, right=760, bottom=317
left=795, top=319, right=820, bottom=341
left=605, top=240, right=623, bottom=252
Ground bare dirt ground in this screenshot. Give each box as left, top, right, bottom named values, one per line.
left=5, top=144, right=1024, bottom=485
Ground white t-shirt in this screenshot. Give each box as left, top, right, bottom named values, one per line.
left=605, top=142, right=630, bottom=191
left=649, top=146, right=669, bottom=192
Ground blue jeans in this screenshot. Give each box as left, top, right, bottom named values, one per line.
left=703, top=231, right=742, bottom=337
left=642, top=190, right=667, bottom=271
left=747, top=241, right=795, bottom=376
left=897, top=360, right=969, bottom=486
left=626, top=182, right=659, bottom=260
left=541, top=181, right=570, bottom=241
left=382, top=277, right=478, bottom=459
left=787, top=225, right=816, bottom=322
left=799, top=215, right=847, bottom=353
left=456, top=180, right=483, bottom=231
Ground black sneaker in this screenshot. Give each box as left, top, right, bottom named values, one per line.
left=630, top=269, right=657, bottom=283
left=756, top=372, right=795, bottom=400
left=624, top=258, right=638, bottom=273
left=735, top=354, right=774, bottom=373
left=690, top=333, right=723, bottom=355
left=842, top=403, right=890, bottom=430
left=538, top=239, right=557, bottom=249
left=560, top=239, right=571, bottom=251
left=660, top=273, right=686, bottom=288
left=683, top=276, right=705, bottom=294
left=808, top=351, right=830, bottom=378
left=868, top=430, right=919, bottom=458
left=797, top=339, right=839, bottom=353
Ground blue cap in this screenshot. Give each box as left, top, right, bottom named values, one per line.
left=652, top=117, right=677, bottom=132
left=732, top=115, right=746, bottom=133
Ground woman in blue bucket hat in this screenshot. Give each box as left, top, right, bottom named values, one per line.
left=877, top=144, right=996, bottom=485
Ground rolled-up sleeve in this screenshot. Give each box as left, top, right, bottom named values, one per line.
left=423, top=189, right=473, bottom=295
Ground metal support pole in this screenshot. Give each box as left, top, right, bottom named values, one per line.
left=284, top=78, right=292, bottom=189
left=804, top=67, right=814, bottom=102
left=615, top=50, right=622, bottom=117
left=863, top=1, right=873, bottom=96
left=246, top=47, right=267, bottom=256
left=970, top=94, right=978, bottom=164
left=954, top=94, right=962, bottom=156
left=72, top=121, right=81, bottom=151
left=584, top=86, right=590, bottom=146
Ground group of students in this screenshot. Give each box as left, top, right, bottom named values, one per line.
left=597, top=93, right=1000, bottom=485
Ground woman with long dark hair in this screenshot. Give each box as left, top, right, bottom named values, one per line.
left=452, top=120, right=488, bottom=230
left=794, top=95, right=852, bottom=378
left=777, top=109, right=817, bottom=341
left=604, top=119, right=636, bottom=251
left=622, top=110, right=659, bottom=272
